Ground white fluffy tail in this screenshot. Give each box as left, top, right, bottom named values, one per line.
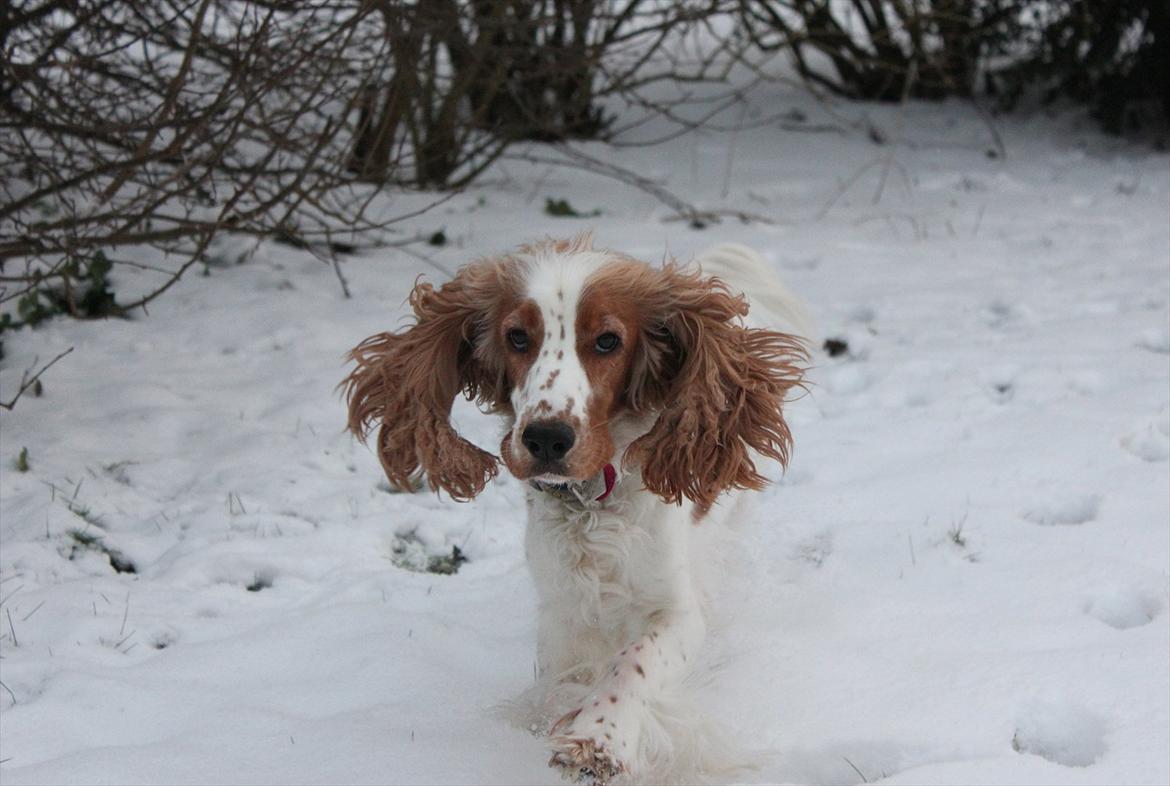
left=694, top=242, right=815, bottom=340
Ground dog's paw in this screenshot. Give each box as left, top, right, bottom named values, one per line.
left=548, top=736, right=624, bottom=785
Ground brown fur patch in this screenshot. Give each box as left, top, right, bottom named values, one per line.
left=342, top=259, right=523, bottom=501
left=617, top=263, right=808, bottom=509
left=518, top=232, right=594, bottom=258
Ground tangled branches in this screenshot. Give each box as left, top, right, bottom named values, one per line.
left=0, top=1, right=413, bottom=320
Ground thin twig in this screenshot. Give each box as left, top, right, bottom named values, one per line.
left=970, top=98, right=1007, bottom=160
left=873, top=59, right=918, bottom=205
left=721, top=101, right=750, bottom=199
left=0, top=585, right=23, bottom=607
left=842, top=756, right=869, bottom=783
left=331, top=253, right=351, bottom=299
left=0, top=347, right=75, bottom=412
left=507, top=144, right=709, bottom=226
left=20, top=600, right=46, bottom=622
left=395, top=245, right=456, bottom=280
left=5, top=608, right=18, bottom=647
left=119, top=591, right=130, bottom=637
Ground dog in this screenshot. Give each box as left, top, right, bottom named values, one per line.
left=344, top=235, right=808, bottom=784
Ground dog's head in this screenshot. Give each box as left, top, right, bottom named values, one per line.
left=343, top=235, right=806, bottom=509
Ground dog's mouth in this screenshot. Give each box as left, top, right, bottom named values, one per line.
left=531, top=470, right=573, bottom=485
left=530, top=463, right=617, bottom=503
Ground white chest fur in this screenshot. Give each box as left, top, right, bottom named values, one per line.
left=524, top=473, right=699, bottom=678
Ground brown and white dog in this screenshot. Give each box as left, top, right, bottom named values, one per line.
left=344, top=235, right=807, bottom=784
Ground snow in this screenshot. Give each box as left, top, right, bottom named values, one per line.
left=2, top=89, right=1168, bottom=785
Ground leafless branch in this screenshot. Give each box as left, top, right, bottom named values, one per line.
left=0, top=347, right=74, bottom=412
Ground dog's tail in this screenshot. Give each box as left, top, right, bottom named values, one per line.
left=694, top=243, right=815, bottom=340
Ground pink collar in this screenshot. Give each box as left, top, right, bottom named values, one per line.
left=596, top=464, right=618, bottom=502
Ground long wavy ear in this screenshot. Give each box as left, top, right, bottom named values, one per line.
left=624, top=265, right=807, bottom=511
left=343, top=261, right=516, bottom=501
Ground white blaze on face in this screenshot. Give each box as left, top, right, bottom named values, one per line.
left=510, top=248, right=611, bottom=453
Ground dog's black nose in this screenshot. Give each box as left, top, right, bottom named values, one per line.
left=522, top=421, right=575, bottom=461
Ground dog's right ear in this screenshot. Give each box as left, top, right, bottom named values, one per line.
left=624, top=264, right=806, bottom=511
left=343, top=261, right=516, bottom=501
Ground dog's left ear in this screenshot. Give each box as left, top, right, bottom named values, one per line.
left=342, top=261, right=514, bottom=501
left=625, top=265, right=807, bottom=511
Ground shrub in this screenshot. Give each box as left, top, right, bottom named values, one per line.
left=740, top=0, right=1168, bottom=134
left=992, top=0, right=1169, bottom=134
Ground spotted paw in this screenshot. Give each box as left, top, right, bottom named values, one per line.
left=548, top=737, right=624, bottom=785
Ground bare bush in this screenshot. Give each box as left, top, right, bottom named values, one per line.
left=739, top=1, right=1167, bottom=135
left=740, top=0, right=1021, bottom=101
left=0, top=1, right=415, bottom=323
left=346, top=0, right=751, bottom=187
left=1, top=1, right=758, bottom=330
left=992, top=0, right=1168, bottom=134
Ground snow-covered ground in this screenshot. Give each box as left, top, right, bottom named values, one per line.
left=2, top=90, right=1168, bottom=785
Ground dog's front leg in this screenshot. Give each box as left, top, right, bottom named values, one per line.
left=547, top=603, right=705, bottom=785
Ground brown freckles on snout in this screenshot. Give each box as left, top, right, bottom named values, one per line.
left=497, top=299, right=549, bottom=476
left=497, top=302, right=541, bottom=449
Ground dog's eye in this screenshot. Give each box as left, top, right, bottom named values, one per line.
left=595, top=332, right=620, bottom=353
left=506, top=329, right=529, bottom=352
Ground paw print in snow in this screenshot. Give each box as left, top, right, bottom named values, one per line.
left=1022, top=494, right=1100, bottom=526
left=1135, top=326, right=1170, bottom=354
left=1120, top=413, right=1170, bottom=462
left=1012, top=698, right=1107, bottom=767
left=1084, top=586, right=1162, bottom=630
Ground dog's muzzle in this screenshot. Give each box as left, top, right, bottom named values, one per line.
left=530, top=463, right=617, bottom=506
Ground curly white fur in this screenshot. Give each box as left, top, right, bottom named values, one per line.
left=510, top=458, right=760, bottom=784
